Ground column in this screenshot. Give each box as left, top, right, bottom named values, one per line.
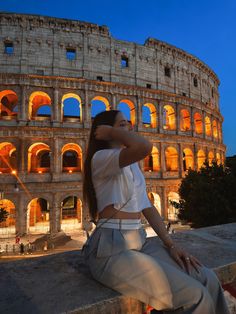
left=83, top=88, right=90, bottom=127
left=202, top=110, right=206, bottom=139
left=111, top=94, right=116, bottom=110
left=178, top=143, right=183, bottom=177
left=158, top=102, right=164, bottom=134
left=19, top=85, right=27, bottom=122
left=176, top=104, right=180, bottom=135
left=160, top=142, right=165, bottom=178
left=50, top=197, right=61, bottom=234
left=52, top=138, right=60, bottom=182
left=53, top=88, right=60, bottom=123
left=137, top=97, right=143, bottom=130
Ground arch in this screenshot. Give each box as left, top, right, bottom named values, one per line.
left=62, top=93, right=82, bottom=121
left=197, top=149, right=206, bottom=170
left=183, top=148, right=194, bottom=171
left=180, top=109, right=191, bottom=131
left=29, top=91, right=52, bottom=120
left=208, top=151, right=214, bottom=166
left=27, top=198, right=50, bottom=233
left=61, top=143, right=82, bottom=172
left=0, top=199, right=16, bottom=234
left=0, top=142, right=17, bottom=173
left=216, top=152, right=221, bottom=165
left=142, top=103, right=157, bottom=128
left=194, top=112, right=203, bottom=134
left=163, top=105, right=176, bottom=130
left=212, top=120, right=218, bottom=139
left=28, top=143, right=51, bottom=173
left=168, top=192, right=180, bottom=221
left=165, top=147, right=178, bottom=171
left=144, top=146, right=160, bottom=172
left=117, top=99, right=136, bottom=126
left=91, top=96, right=110, bottom=119
left=0, top=89, right=18, bottom=120
left=205, top=116, right=212, bottom=136
left=61, top=196, right=82, bottom=231
left=148, top=192, right=161, bottom=215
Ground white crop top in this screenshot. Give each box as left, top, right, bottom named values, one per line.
left=91, top=148, right=152, bottom=213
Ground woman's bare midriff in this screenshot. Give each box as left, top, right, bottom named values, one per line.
left=98, top=204, right=141, bottom=219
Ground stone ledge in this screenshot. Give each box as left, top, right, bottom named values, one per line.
left=0, top=223, right=236, bottom=314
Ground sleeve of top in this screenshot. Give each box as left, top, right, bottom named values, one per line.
left=92, top=148, right=123, bottom=178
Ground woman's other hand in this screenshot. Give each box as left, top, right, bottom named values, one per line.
left=168, top=245, right=203, bottom=275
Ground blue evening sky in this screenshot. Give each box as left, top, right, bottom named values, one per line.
left=0, top=0, right=235, bottom=156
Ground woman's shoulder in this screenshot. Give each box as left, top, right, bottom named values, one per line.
left=92, top=148, right=122, bottom=161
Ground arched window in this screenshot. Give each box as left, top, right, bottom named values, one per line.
left=165, top=147, right=178, bottom=171
left=62, top=93, right=82, bottom=121
left=183, top=148, right=194, bottom=171
left=197, top=150, right=206, bottom=170
left=205, top=116, right=212, bottom=136
left=180, top=109, right=191, bottom=131
left=118, top=99, right=136, bottom=126
left=142, top=103, right=157, bottom=128
left=212, top=120, right=218, bottom=139
left=0, top=90, right=18, bottom=120
left=29, top=91, right=52, bottom=120
left=194, top=112, right=203, bottom=134
left=163, top=105, right=176, bottom=130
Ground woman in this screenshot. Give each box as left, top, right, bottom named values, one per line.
left=82, top=110, right=229, bottom=313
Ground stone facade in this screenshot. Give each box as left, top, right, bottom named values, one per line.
left=0, top=12, right=225, bottom=236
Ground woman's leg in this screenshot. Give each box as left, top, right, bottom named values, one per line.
left=141, top=237, right=230, bottom=314
left=88, top=247, right=218, bottom=313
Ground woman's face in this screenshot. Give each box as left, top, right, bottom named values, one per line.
left=113, top=112, right=131, bottom=131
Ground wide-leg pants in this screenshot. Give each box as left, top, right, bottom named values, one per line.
left=83, top=226, right=230, bottom=313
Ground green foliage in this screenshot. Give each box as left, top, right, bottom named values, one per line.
left=0, top=206, right=8, bottom=223
left=173, top=161, right=236, bottom=228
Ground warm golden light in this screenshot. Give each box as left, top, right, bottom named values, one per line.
left=11, top=170, right=16, bottom=175
left=38, top=170, right=42, bottom=174
left=69, top=170, right=73, bottom=173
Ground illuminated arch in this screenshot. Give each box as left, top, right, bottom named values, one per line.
left=0, top=142, right=17, bottom=173
left=208, top=151, right=214, bottom=166
left=165, top=147, right=178, bottom=171
left=180, top=109, right=191, bottom=131
left=183, top=148, right=194, bottom=171
left=168, top=192, right=180, bottom=221
left=194, top=112, right=203, bottom=134
left=148, top=192, right=161, bottom=215
left=29, top=91, right=51, bottom=120
left=0, top=90, right=18, bottom=119
left=212, top=120, right=218, bottom=139
left=28, top=143, right=51, bottom=173
left=144, top=146, right=160, bottom=172
left=205, top=116, right=212, bottom=136
left=61, top=143, right=82, bottom=172
left=91, top=96, right=110, bottom=118
left=216, top=152, right=221, bottom=165
left=62, top=93, right=82, bottom=121
left=197, top=149, right=206, bottom=170
left=27, top=198, right=50, bottom=233
left=142, top=103, right=157, bottom=128
left=117, top=99, right=136, bottom=126
left=61, top=196, right=82, bottom=231
left=163, top=105, right=176, bottom=130
left=0, top=199, right=16, bottom=233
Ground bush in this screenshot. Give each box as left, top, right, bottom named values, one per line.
left=172, top=161, right=236, bottom=228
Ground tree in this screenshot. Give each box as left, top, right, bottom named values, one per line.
left=0, top=206, right=8, bottom=223
left=171, top=161, right=236, bottom=228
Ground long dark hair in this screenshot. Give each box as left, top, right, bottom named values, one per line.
left=83, top=110, right=121, bottom=222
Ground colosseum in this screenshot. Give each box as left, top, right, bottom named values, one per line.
left=0, top=12, right=225, bottom=236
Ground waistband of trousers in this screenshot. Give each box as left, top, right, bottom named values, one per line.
left=96, top=218, right=142, bottom=230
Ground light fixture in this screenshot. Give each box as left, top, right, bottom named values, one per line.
left=11, top=170, right=16, bottom=175
left=69, top=170, right=72, bottom=173
left=38, top=170, right=42, bottom=174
